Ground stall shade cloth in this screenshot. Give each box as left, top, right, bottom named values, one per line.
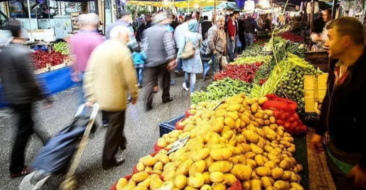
left=0, top=66, right=78, bottom=108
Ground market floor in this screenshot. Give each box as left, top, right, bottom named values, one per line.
left=0, top=75, right=210, bottom=190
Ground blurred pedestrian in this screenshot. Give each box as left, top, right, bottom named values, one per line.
left=207, top=16, right=227, bottom=75
left=84, top=26, right=139, bottom=170
left=69, top=13, right=103, bottom=107
left=0, top=19, right=44, bottom=178
left=200, top=33, right=212, bottom=80
left=106, top=9, right=138, bottom=52
left=200, top=16, right=213, bottom=40
left=142, top=13, right=177, bottom=111
left=174, top=15, right=191, bottom=74
left=136, top=14, right=152, bottom=43
left=178, top=19, right=202, bottom=93
left=170, top=14, right=179, bottom=30
left=227, top=11, right=239, bottom=62
left=245, top=15, right=263, bottom=46
left=132, top=45, right=146, bottom=88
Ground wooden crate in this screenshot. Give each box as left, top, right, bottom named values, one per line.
left=304, top=74, right=328, bottom=113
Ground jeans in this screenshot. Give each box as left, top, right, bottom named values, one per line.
left=203, top=61, right=211, bottom=79
left=245, top=33, right=254, bottom=47
left=212, top=54, right=222, bottom=76
left=135, top=65, right=144, bottom=86
left=77, top=72, right=85, bottom=106
left=184, top=72, right=197, bottom=93
left=228, top=37, right=236, bottom=60
left=9, top=103, right=34, bottom=173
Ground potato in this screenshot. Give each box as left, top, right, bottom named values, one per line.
left=254, top=155, right=265, bottom=166
left=162, top=170, right=175, bottom=181
left=203, top=172, right=211, bottom=184
left=154, top=162, right=163, bottom=171
left=142, top=155, right=158, bottom=167
left=282, top=171, right=292, bottom=180
left=150, top=175, right=163, bottom=190
left=201, top=185, right=212, bottom=190
left=245, top=152, right=256, bottom=159
left=251, top=179, right=262, bottom=190
left=296, top=164, right=303, bottom=173
left=264, top=161, right=277, bottom=170
left=164, top=162, right=176, bottom=171
left=205, top=156, right=214, bottom=168
left=116, top=178, right=128, bottom=190
left=224, top=117, right=236, bottom=129
left=264, top=145, right=274, bottom=153
left=138, top=176, right=152, bottom=187
left=251, top=171, right=260, bottom=180
left=133, top=186, right=148, bottom=190
left=258, top=97, right=268, bottom=105
left=156, top=153, right=170, bottom=164
left=189, top=160, right=206, bottom=176
left=209, top=161, right=233, bottom=173
left=174, top=175, right=188, bottom=189
left=136, top=162, right=145, bottom=172
left=240, top=143, right=252, bottom=153
left=280, top=160, right=290, bottom=170
left=212, top=118, right=224, bottom=133
left=157, top=138, right=168, bottom=148
left=132, top=172, right=149, bottom=183
left=210, top=148, right=233, bottom=161
left=210, top=172, right=224, bottom=183
left=185, top=186, right=198, bottom=190
left=261, top=177, right=273, bottom=188
left=241, top=181, right=250, bottom=190
left=272, top=167, right=284, bottom=179
left=176, top=159, right=194, bottom=176
left=251, top=103, right=259, bottom=113
left=246, top=159, right=257, bottom=169
left=215, top=109, right=226, bottom=117
left=188, top=173, right=205, bottom=188
left=192, top=148, right=210, bottom=161
left=230, top=164, right=252, bottom=180
left=274, top=180, right=290, bottom=190
left=227, top=104, right=241, bottom=112
left=250, top=144, right=264, bottom=154
left=255, top=167, right=271, bottom=177
left=222, top=174, right=236, bottom=186
left=290, top=182, right=304, bottom=190
left=243, top=130, right=259, bottom=143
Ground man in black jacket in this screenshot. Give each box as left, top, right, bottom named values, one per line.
left=244, top=15, right=262, bottom=46
left=136, top=14, right=152, bottom=43
left=311, top=17, right=366, bottom=189
left=0, top=20, right=43, bottom=178
left=200, top=16, right=212, bottom=40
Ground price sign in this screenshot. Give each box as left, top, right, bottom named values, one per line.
left=168, top=135, right=190, bottom=154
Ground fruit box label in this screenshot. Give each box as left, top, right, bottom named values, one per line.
left=168, top=135, right=190, bottom=154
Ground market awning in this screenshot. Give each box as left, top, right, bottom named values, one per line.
left=127, top=0, right=225, bottom=8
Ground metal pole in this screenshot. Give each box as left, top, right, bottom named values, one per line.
left=331, top=0, right=337, bottom=19
left=213, top=0, right=216, bottom=23
left=27, top=0, right=33, bottom=38
left=309, top=0, right=314, bottom=47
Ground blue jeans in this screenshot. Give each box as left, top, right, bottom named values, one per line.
left=184, top=73, right=197, bottom=93
left=203, top=61, right=211, bottom=79
left=175, top=57, right=183, bottom=72
left=212, top=54, right=222, bottom=76
left=245, top=33, right=254, bottom=47
left=135, top=65, right=144, bottom=86
left=228, top=37, right=236, bottom=60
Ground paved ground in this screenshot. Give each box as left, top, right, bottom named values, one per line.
left=0, top=76, right=210, bottom=190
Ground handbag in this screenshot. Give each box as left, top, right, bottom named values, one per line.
left=180, top=34, right=196, bottom=60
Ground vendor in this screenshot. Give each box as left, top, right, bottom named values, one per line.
left=311, top=9, right=332, bottom=47
left=311, top=17, right=366, bottom=190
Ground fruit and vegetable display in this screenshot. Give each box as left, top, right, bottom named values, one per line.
left=54, top=42, right=70, bottom=55
left=192, top=78, right=252, bottom=104
left=214, top=64, right=262, bottom=83
left=240, top=44, right=267, bottom=57
left=113, top=94, right=305, bottom=190
left=232, top=56, right=272, bottom=65
left=279, top=32, right=303, bottom=43
left=32, top=50, right=68, bottom=70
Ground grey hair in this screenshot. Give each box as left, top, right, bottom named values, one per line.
left=110, top=26, right=130, bottom=39
left=78, top=13, right=99, bottom=26
left=216, top=15, right=225, bottom=21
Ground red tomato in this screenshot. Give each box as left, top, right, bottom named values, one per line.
left=283, top=112, right=291, bottom=119
left=292, top=121, right=298, bottom=128
left=288, top=117, right=295, bottom=122
left=284, top=121, right=292, bottom=128
left=276, top=120, right=284, bottom=125
left=292, top=113, right=299, bottom=120
left=274, top=110, right=280, bottom=118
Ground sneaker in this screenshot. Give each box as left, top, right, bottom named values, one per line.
left=182, top=83, right=189, bottom=91
left=170, top=80, right=175, bottom=86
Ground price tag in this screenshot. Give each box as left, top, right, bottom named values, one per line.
left=156, top=182, right=173, bottom=190
left=168, top=135, right=190, bottom=154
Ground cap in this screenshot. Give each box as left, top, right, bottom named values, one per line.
left=118, top=9, right=131, bottom=18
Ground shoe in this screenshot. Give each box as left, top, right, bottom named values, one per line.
left=102, top=157, right=125, bottom=170
left=102, top=120, right=109, bottom=128
left=145, top=105, right=153, bottom=112
left=163, top=98, right=174, bottom=104
left=170, top=80, right=175, bottom=86
left=153, top=86, right=158, bottom=93
left=10, top=166, right=33, bottom=178
left=182, top=83, right=189, bottom=91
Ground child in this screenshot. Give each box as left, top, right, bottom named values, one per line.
left=132, top=46, right=146, bottom=88
left=200, top=33, right=212, bottom=80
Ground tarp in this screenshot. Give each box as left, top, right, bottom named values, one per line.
left=0, top=66, right=78, bottom=108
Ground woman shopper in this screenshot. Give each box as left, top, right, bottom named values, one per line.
left=178, top=19, right=203, bottom=93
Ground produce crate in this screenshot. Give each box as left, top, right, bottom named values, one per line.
left=159, top=114, right=185, bottom=137
left=304, top=74, right=328, bottom=113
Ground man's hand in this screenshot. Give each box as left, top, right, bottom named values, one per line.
left=167, top=60, right=177, bottom=72
left=231, top=36, right=235, bottom=41
left=349, top=165, right=366, bottom=188
left=86, top=101, right=94, bottom=107
left=311, top=134, right=324, bottom=153
left=131, top=97, right=138, bottom=105
left=71, top=71, right=81, bottom=82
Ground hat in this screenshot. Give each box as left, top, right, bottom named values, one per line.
left=152, top=13, right=167, bottom=24
left=118, top=9, right=131, bottom=18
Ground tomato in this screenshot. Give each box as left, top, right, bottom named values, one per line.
left=283, top=112, right=291, bottom=119
left=274, top=110, right=280, bottom=118
left=276, top=120, right=284, bottom=125
left=279, top=112, right=287, bottom=120
left=284, top=121, right=292, bottom=128
left=292, top=121, right=298, bottom=128
left=288, top=117, right=295, bottom=122
left=292, top=113, right=299, bottom=120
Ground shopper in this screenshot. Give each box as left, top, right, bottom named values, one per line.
left=227, top=11, right=239, bottom=62
left=69, top=13, right=103, bottom=106
left=200, top=33, right=212, bottom=81
left=169, top=14, right=179, bottom=30
left=200, top=16, right=213, bottom=40
left=132, top=46, right=146, bottom=88
left=84, top=26, right=139, bottom=170
left=207, top=16, right=227, bottom=75
left=178, top=19, right=202, bottom=93
left=142, top=13, right=177, bottom=111
left=0, top=20, right=44, bottom=178
left=174, top=15, right=191, bottom=74
left=106, top=10, right=137, bottom=51
left=311, top=17, right=366, bottom=190
left=311, top=9, right=332, bottom=47
left=238, top=15, right=246, bottom=51
left=136, top=14, right=152, bottom=43
left=244, top=15, right=262, bottom=46
left=313, top=12, right=325, bottom=34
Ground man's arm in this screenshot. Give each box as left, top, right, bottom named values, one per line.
left=227, top=20, right=235, bottom=38
left=163, top=31, right=176, bottom=61
left=120, top=50, right=139, bottom=102
left=207, top=28, right=216, bottom=52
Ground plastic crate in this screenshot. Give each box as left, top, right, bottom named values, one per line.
left=159, top=114, right=185, bottom=137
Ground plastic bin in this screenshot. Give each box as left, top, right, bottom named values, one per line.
left=159, top=114, right=185, bottom=137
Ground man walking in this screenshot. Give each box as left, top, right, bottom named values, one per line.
left=69, top=13, right=103, bottom=106
left=207, top=16, right=227, bottom=76
left=227, top=11, right=239, bottom=62
left=311, top=17, right=366, bottom=189
left=143, top=13, right=177, bottom=111
left=0, top=20, right=44, bottom=178
left=84, top=26, right=139, bottom=170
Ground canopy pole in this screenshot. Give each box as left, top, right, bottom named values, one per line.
left=188, top=0, right=189, bottom=14
left=331, top=0, right=337, bottom=19
left=213, top=0, right=216, bottom=23
left=27, top=0, right=33, bottom=38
